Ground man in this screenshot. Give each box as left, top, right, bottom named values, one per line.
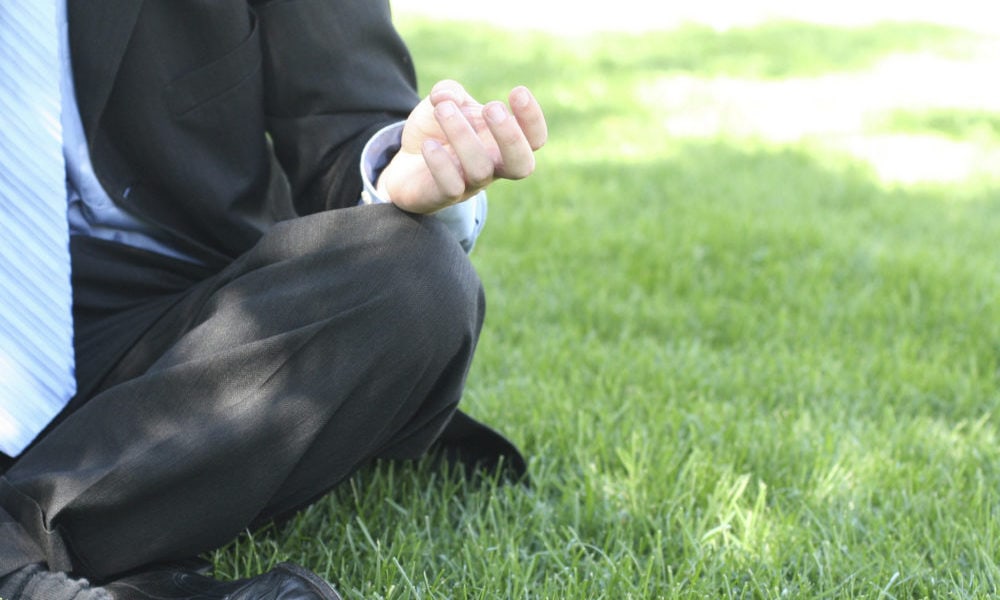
left=0, top=1, right=546, bottom=598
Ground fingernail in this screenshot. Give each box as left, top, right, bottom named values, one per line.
left=433, top=91, right=457, bottom=105
left=511, top=87, right=531, bottom=109
left=485, top=102, right=508, bottom=124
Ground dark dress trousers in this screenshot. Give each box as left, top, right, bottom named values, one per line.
left=0, top=0, right=523, bottom=580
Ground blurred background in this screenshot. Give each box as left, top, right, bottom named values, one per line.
left=393, top=0, right=1000, bottom=185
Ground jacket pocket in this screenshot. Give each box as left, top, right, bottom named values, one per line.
left=164, top=13, right=262, bottom=117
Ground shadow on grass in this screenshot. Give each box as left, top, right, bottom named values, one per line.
left=209, top=456, right=509, bottom=579
left=478, top=139, right=1000, bottom=422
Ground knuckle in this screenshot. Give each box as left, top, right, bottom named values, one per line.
left=496, top=126, right=523, bottom=147
left=508, top=156, right=536, bottom=180
left=436, top=186, right=462, bottom=204
left=438, top=176, right=466, bottom=201
left=466, top=163, right=494, bottom=187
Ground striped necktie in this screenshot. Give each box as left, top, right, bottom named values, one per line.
left=0, top=0, right=75, bottom=457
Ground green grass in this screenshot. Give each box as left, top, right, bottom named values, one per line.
left=213, top=18, right=1000, bottom=598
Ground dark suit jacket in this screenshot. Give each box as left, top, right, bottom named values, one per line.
left=66, top=0, right=526, bottom=478
left=70, top=0, right=419, bottom=269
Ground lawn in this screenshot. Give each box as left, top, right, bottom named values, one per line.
left=213, top=15, right=1000, bottom=599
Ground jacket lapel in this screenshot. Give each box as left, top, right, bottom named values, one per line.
left=67, top=0, right=144, bottom=138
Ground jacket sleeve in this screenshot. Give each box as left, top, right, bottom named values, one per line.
left=252, top=0, right=420, bottom=215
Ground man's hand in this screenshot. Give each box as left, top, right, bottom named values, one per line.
left=376, top=80, right=548, bottom=214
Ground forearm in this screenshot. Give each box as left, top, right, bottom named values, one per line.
left=254, top=0, right=420, bottom=214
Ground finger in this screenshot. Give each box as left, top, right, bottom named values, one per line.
left=484, top=101, right=536, bottom=180
left=430, top=80, right=487, bottom=127
left=435, top=101, right=495, bottom=188
left=509, top=86, right=548, bottom=151
left=421, top=139, right=467, bottom=202
left=430, top=79, right=473, bottom=107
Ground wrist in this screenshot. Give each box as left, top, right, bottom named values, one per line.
left=375, top=165, right=393, bottom=203
left=359, top=121, right=405, bottom=206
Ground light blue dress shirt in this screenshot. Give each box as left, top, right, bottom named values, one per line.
left=59, top=0, right=197, bottom=261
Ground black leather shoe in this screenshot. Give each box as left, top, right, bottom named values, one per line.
left=105, top=562, right=341, bottom=600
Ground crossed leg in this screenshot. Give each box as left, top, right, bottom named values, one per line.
left=0, top=205, right=484, bottom=579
